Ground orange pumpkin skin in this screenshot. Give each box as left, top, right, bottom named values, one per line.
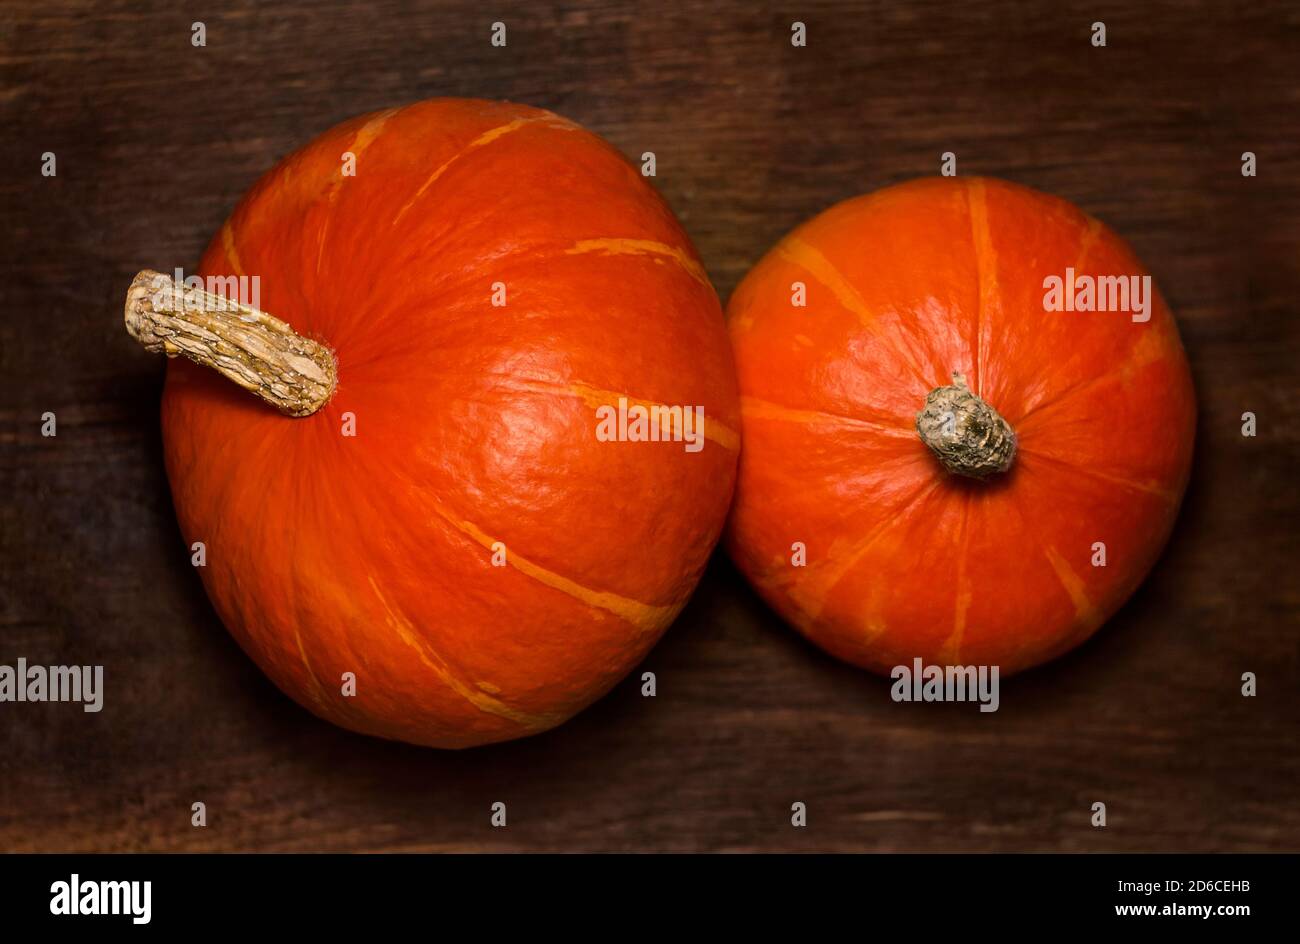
left=726, top=177, right=1195, bottom=676
left=165, top=99, right=739, bottom=748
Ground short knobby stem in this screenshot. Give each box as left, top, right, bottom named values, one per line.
left=123, top=269, right=336, bottom=417
left=915, top=372, right=1016, bottom=479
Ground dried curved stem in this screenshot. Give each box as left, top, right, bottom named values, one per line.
left=124, top=269, right=336, bottom=417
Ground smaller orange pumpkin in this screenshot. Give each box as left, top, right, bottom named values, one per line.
left=726, top=177, right=1196, bottom=676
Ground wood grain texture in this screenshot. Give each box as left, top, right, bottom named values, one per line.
left=1, top=0, right=1297, bottom=851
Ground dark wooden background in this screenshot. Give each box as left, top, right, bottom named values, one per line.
left=1, top=0, right=1297, bottom=852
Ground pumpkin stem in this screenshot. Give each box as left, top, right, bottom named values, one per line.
left=915, top=372, right=1016, bottom=479
left=123, top=269, right=336, bottom=417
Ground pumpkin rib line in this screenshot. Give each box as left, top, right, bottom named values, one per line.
left=290, top=626, right=331, bottom=712
left=774, top=237, right=931, bottom=388
left=1013, top=339, right=1169, bottom=430
left=496, top=376, right=740, bottom=450
left=800, top=477, right=944, bottom=625
left=220, top=221, right=245, bottom=277
left=1042, top=545, right=1103, bottom=631
left=428, top=501, right=677, bottom=635
left=315, top=107, right=402, bottom=275
left=285, top=473, right=333, bottom=713
left=391, top=115, right=576, bottom=226
left=937, top=494, right=973, bottom=665
left=1006, top=497, right=1104, bottom=668
left=1073, top=215, right=1104, bottom=272
left=562, top=238, right=713, bottom=291
left=1016, top=449, right=1179, bottom=504
left=286, top=451, right=372, bottom=723
left=258, top=431, right=337, bottom=716
left=739, top=395, right=913, bottom=436
left=206, top=430, right=332, bottom=716
left=965, top=178, right=997, bottom=396
left=366, top=576, right=558, bottom=729
left=1011, top=223, right=1162, bottom=428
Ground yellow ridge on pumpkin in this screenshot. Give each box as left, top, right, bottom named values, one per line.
left=392, top=115, right=574, bottom=225
left=776, top=236, right=876, bottom=327
left=965, top=178, right=1000, bottom=396
left=564, top=238, right=712, bottom=290
left=1043, top=545, right=1103, bottom=628
left=316, top=108, right=401, bottom=274
left=367, top=576, right=557, bottom=729
left=1015, top=330, right=1173, bottom=432
left=937, top=500, right=973, bottom=665
left=740, top=395, right=913, bottom=436
left=502, top=377, right=740, bottom=450
left=773, top=236, right=930, bottom=385
left=791, top=479, right=942, bottom=626
left=430, top=503, right=676, bottom=636
left=1018, top=451, right=1180, bottom=505
left=291, top=625, right=332, bottom=712
left=220, top=221, right=245, bottom=277
left=1073, top=215, right=1104, bottom=272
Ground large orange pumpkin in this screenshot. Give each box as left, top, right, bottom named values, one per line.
left=726, top=177, right=1195, bottom=676
left=125, top=99, right=739, bottom=748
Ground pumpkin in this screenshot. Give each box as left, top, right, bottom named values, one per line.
left=124, top=98, right=740, bottom=748
left=725, top=177, right=1195, bottom=676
